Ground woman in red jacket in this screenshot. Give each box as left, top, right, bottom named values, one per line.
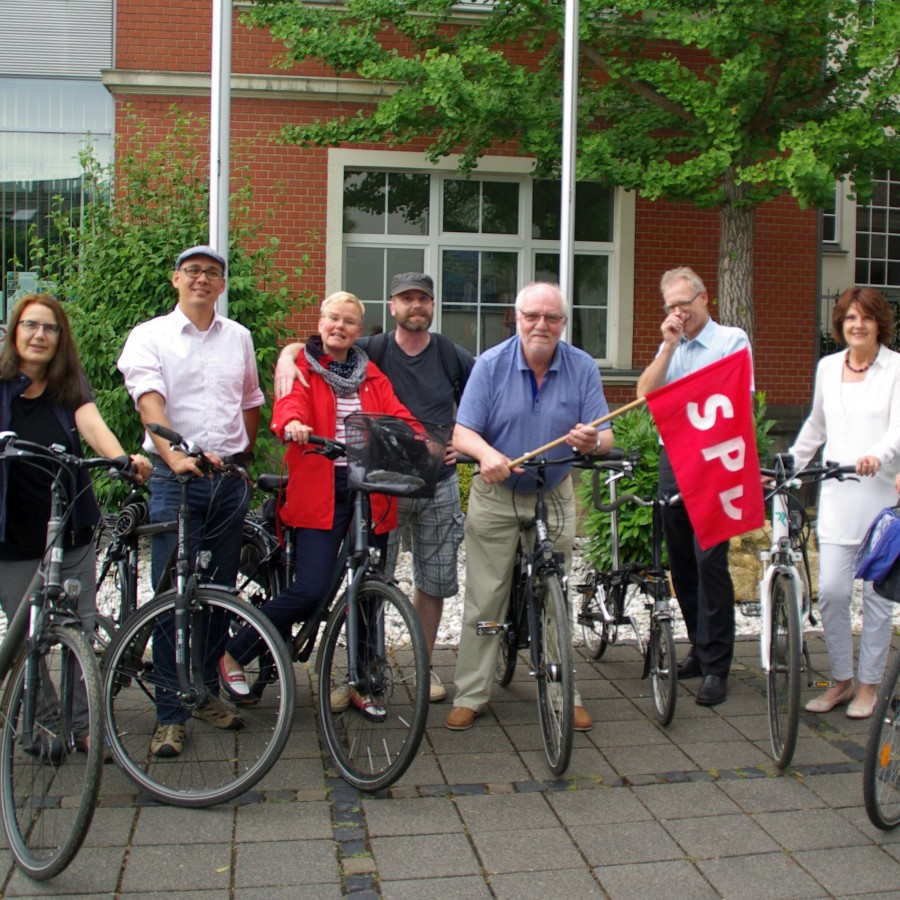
left=219, top=292, right=413, bottom=714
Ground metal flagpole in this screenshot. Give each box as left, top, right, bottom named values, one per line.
left=210, top=0, right=232, bottom=317
left=559, top=0, right=579, bottom=339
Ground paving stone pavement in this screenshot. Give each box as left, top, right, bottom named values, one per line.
left=1, top=633, right=899, bottom=898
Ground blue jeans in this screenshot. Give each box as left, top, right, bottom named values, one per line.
left=148, top=462, right=249, bottom=724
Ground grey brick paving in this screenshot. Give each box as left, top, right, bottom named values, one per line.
left=1, top=633, right=899, bottom=898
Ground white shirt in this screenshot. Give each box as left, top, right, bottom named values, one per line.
left=789, top=346, right=900, bottom=545
left=117, top=305, right=265, bottom=456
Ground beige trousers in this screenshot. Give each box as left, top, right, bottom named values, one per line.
left=452, top=473, right=582, bottom=710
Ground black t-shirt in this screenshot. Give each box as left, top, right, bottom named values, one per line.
left=0, top=391, right=92, bottom=560
left=360, top=332, right=473, bottom=482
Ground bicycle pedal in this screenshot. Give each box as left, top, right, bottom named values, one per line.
left=476, top=621, right=507, bottom=636
left=739, top=601, right=761, bottom=617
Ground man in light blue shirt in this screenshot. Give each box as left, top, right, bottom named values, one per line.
left=448, top=282, right=614, bottom=732
left=637, top=266, right=751, bottom=708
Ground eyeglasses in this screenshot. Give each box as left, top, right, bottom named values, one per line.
left=664, top=291, right=702, bottom=313
left=18, top=319, right=61, bottom=336
left=179, top=265, right=225, bottom=281
left=519, top=311, right=567, bottom=325
left=322, top=312, right=362, bottom=328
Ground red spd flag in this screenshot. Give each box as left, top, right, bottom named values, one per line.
left=645, top=348, right=763, bottom=550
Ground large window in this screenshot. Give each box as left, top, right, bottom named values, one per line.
left=341, top=168, right=616, bottom=358
left=855, top=169, right=900, bottom=290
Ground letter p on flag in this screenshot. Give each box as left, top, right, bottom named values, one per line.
left=645, top=349, right=764, bottom=549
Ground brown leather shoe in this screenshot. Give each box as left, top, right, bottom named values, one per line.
left=446, top=706, right=481, bottom=731
left=573, top=705, right=593, bottom=732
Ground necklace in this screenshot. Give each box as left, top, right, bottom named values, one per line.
left=845, top=350, right=878, bottom=374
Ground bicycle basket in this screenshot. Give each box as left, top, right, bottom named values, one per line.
left=343, top=413, right=451, bottom=498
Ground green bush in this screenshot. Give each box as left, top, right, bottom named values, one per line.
left=23, top=106, right=312, bottom=491
left=578, top=392, right=777, bottom=571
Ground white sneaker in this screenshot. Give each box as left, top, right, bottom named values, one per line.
left=429, top=669, right=447, bottom=703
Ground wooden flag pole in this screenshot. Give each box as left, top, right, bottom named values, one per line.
left=507, top=396, right=648, bottom=468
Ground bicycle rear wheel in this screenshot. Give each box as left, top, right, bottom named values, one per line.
left=648, top=616, right=677, bottom=726
left=535, top=572, right=574, bottom=776
left=102, top=587, right=295, bottom=807
left=495, top=574, right=523, bottom=687
left=768, top=572, right=801, bottom=768
left=0, top=625, right=103, bottom=880
left=318, top=579, right=428, bottom=791
left=863, top=651, right=900, bottom=830
left=237, top=520, right=283, bottom=608
left=578, top=574, right=614, bottom=660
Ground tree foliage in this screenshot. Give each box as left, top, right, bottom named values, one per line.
left=25, top=107, right=308, bottom=478
left=246, top=0, right=900, bottom=339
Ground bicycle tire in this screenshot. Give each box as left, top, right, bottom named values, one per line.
left=648, top=616, right=677, bottom=726
left=863, top=650, right=900, bottom=830
left=102, top=587, right=295, bottom=807
left=579, top=575, right=614, bottom=660
left=495, top=574, right=522, bottom=687
left=237, top=522, right=283, bottom=608
left=318, top=579, right=429, bottom=791
left=767, top=572, right=801, bottom=768
left=0, top=625, right=103, bottom=880
left=535, top=572, right=574, bottom=775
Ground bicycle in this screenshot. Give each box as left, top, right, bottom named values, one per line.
left=475, top=454, right=594, bottom=776
left=0, top=433, right=132, bottom=879
left=755, top=455, right=856, bottom=769
left=574, top=452, right=680, bottom=726
left=99, top=425, right=296, bottom=807
left=245, top=413, right=440, bottom=790
left=864, top=645, right=900, bottom=830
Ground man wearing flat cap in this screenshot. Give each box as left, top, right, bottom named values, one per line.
left=276, top=271, right=474, bottom=701
left=118, top=245, right=264, bottom=758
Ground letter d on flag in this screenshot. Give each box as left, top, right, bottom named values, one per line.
left=645, top=349, right=764, bottom=549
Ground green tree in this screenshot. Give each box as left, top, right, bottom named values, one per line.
left=246, top=0, right=900, bottom=341
left=24, top=107, right=309, bottom=477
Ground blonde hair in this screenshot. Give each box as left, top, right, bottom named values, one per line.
left=320, top=291, right=365, bottom=323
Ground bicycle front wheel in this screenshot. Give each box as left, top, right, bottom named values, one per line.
left=648, top=615, right=677, bottom=726
left=535, top=572, right=574, bottom=776
left=318, top=579, right=429, bottom=791
left=0, top=625, right=103, bottom=880
left=767, top=573, right=801, bottom=768
left=863, top=651, right=900, bottom=830
left=102, top=588, right=295, bottom=807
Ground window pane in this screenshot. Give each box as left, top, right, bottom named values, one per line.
left=481, top=181, right=518, bottom=234
left=344, top=170, right=386, bottom=235
left=535, top=252, right=610, bottom=359
left=443, top=180, right=479, bottom=233
left=440, top=249, right=517, bottom=354
left=532, top=179, right=613, bottom=242
left=344, top=246, right=425, bottom=333
left=532, top=180, right=559, bottom=240
left=441, top=249, right=479, bottom=354
left=576, top=182, right=613, bottom=242
left=387, top=173, right=429, bottom=236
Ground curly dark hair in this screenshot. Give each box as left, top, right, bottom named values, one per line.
left=0, top=294, right=90, bottom=409
left=831, top=286, right=894, bottom=346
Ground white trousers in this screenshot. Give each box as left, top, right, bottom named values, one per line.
left=818, top=542, right=894, bottom=685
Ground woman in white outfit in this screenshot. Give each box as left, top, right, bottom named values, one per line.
left=790, top=286, right=900, bottom=719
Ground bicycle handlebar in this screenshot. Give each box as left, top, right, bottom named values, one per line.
left=0, top=431, right=134, bottom=476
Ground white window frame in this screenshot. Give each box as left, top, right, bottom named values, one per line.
left=327, top=148, right=635, bottom=365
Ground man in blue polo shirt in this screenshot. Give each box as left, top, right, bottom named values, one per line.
left=447, top=282, right=614, bottom=732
